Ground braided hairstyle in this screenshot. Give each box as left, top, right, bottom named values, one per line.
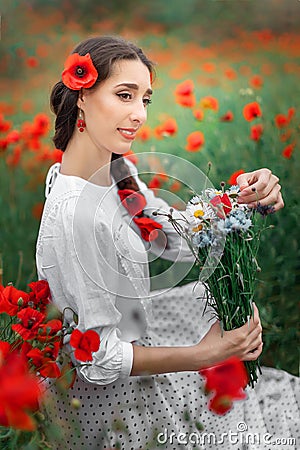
left=50, top=35, right=154, bottom=191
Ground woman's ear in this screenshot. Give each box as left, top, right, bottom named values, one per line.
left=77, top=89, right=85, bottom=110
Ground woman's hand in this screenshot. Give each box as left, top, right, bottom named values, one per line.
left=236, top=168, right=284, bottom=212
left=194, top=304, right=263, bottom=369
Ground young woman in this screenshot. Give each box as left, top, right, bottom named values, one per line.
left=36, top=36, right=298, bottom=449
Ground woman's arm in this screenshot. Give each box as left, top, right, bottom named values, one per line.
left=131, top=304, right=262, bottom=375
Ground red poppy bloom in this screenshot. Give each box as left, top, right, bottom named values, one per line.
left=0, top=341, right=11, bottom=359
left=0, top=114, right=11, bottom=133
left=118, top=189, right=147, bottom=216
left=250, top=124, right=263, bottom=141
left=0, top=352, right=41, bottom=430
left=6, top=146, right=22, bottom=167
left=174, top=79, right=194, bottom=96
left=210, top=193, right=232, bottom=218
left=27, top=342, right=61, bottom=378
left=137, top=125, right=152, bottom=141
left=28, top=280, right=50, bottom=310
left=154, top=118, right=178, bottom=139
left=199, top=356, right=248, bottom=415
left=282, top=143, right=295, bottom=159
left=169, top=180, right=182, bottom=193
left=243, top=102, right=262, bottom=121
left=133, top=217, right=163, bottom=241
left=6, top=130, right=20, bottom=144
left=185, top=131, right=205, bottom=152
left=228, top=169, right=245, bottom=186
left=70, top=329, right=100, bottom=362
left=12, top=307, right=45, bottom=341
left=62, top=53, right=98, bottom=90
left=200, top=96, right=219, bottom=112
left=220, top=111, right=234, bottom=122
left=280, top=129, right=292, bottom=142
left=37, top=319, right=63, bottom=343
left=193, top=109, right=204, bottom=121
left=0, top=285, right=29, bottom=316
left=26, top=56, right=39, bottom=68
left=224, top=68, right=237, bottom=80
left=288, top=107, right=295, bottom=120
left=51, top=148, right=63, bottom=163
left=175, top=94, right=196, bottom=108
left=275, top=114, right=288, bottom=128
left=148, top=176, right=162, bottom=190
left=250, top=75, right=263, bottom=89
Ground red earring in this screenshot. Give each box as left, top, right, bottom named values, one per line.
left=77, top=109, right=86, bottom=132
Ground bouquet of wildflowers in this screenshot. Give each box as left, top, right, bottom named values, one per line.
left=0, top=279, right=100, bottom=448
left=156, top=184, right=274, bottom=387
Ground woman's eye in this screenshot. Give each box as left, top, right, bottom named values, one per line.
left=143, top=98, right=152, bottom=107
left=117, top=93, right=131, bottom=101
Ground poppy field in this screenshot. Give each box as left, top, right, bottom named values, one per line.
left=0, top=0, right=299, bottom=381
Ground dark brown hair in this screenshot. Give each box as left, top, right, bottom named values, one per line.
left=50, top=35, right=154, bottom=191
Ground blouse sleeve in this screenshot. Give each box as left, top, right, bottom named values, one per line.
left=125, top=159, right=195, bottom=263
left=36, top=194, right=133, bottom=385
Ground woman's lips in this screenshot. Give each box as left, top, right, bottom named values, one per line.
left=118, top=128, right=137, bottom=140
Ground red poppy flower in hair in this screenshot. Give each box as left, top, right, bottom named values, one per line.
left=62, top=53, right=98, bottom=90
left=118, top=188, right=163, bottom=241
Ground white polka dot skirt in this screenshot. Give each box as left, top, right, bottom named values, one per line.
left=44, top=283, right=300, bottom=450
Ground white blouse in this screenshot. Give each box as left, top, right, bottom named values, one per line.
left=36, top=159, right=195, bottom=385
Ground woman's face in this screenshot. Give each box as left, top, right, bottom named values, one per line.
left=78, top=59, right=152, bottom=155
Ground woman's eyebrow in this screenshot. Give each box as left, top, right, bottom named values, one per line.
left=115, top=82, right=152, bottom=95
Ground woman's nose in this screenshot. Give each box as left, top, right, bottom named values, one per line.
left=130, top=101, right=147, bottom=124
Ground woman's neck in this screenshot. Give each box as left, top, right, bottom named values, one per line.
left=61, top=134, right=113, bottom=186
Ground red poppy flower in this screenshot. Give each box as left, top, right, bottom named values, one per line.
left=118, top=189, right=147, bottom=216
left=26, top=56, right=39, bottom=68
left=28, top=280, right=50, bottom=311
left=243, top=102, right=262, bottom=121
left=199, top=356, right=248, bottom=415
left=32, top=113, right=50, bottom=137
left=200, top=96, right=219, bottom=112
left=0, top=341, right=11, bottom=359
left=250, top=75, right=263, bottom=89
left=70, top=329, right=100, bottom=362
left=220, top=111, right=234, bottom=122
left=154, top=118, right=178, bottom=139
left=6, top=146, right=22, bottom=167
left=193, top=109, right=204, bottom=121
left=169, top=180, right=182, bottom=193
left=27, top=342, right=61, bottom=378
left=282, top=143, right=295, bottom=159
left=210, top=193, right=232, bottom=218
left=6, top=130, right=20, bottom=144
left=288, top=107, right=295, bottom=120
left=175, top=94, right=196, bottom=108
left=137, top=125, right=152, bottom=141
left=0, top=285, right=29, bottom=316
left=62, top=53, right=98, bottom=90
left=228, top=169, right=245, bottom=186
left=174, top=79, right=194, bottom=96
left=12, top=307, right=45, bottom=341
left=148, top=176, right=162, bottom=190
left=37, top=319, right=63, bottom=343
left=250, top=124, right=263, bottom=141
left=185, top=131, right=205, bottom=152
left=52, top=148, right=63, bottom=163
left=275, top=114, right=288, bottom=128
left=0, top=352, right=41, bottom=430
left=133, top=217, right=163, bottom=241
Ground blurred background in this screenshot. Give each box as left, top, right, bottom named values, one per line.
left=0, top=0, right=299, bottom=374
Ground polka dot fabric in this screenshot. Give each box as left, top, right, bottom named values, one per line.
left=45, top=283, right=300, bottom=450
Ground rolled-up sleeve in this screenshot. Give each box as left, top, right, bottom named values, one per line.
left=125, top=159, right=196, bottom=263
left=36, top=193, right=133, bottom=385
